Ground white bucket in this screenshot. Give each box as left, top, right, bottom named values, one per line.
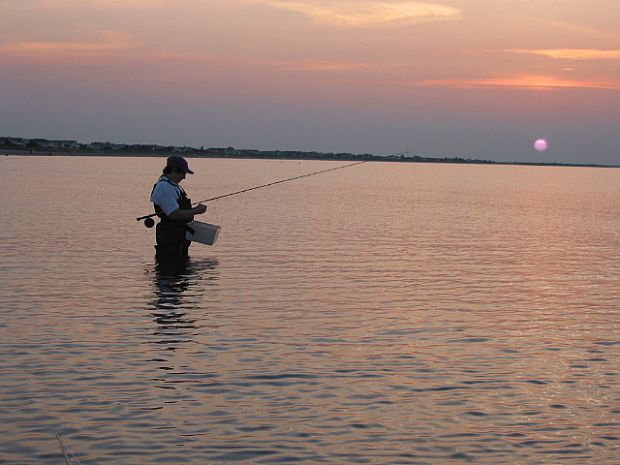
left=185, top=221, right=221, bottom=245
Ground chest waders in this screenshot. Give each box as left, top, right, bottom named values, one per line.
left=152, top=178, right=195, bottom=261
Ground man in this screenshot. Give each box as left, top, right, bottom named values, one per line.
left=150, top=156, right=207, bottom=262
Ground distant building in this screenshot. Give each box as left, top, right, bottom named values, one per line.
left=56, top=140, right=79, bottom=149
left=0, top=137, right=28, bottom=147
left=43, top=140, right=79, bottom=149
left=89, top=142, right=126, bottom=151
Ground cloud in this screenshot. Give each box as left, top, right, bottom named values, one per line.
left=24, top=0, right=173, bottom=8
left=531, top=17, right=618, bottom=41
left=420, top=75, right=620, bottom=91
left=510, top=48, right=620, bottom=60
left=0, top=31, right=138, bottom=56
left=258, top=0, right=461, bottom=27
left=284, top=60, right=378, bottom=71
left=133, top=51, right=399, bottom=74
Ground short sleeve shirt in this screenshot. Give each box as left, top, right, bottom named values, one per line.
left=150, top=176, right=181, bottom=216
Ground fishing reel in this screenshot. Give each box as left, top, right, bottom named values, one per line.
left=136, top=213, right=155, bottom=227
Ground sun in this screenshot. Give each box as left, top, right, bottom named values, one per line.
left=534, top=138, right=548, bottom=152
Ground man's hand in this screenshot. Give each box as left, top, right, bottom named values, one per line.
left=193, top=203, right=207, bottom=215
left=168, top=204, right=207, bottom=221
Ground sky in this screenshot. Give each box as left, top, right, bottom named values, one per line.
left=0, top=0, right=619, bottom=164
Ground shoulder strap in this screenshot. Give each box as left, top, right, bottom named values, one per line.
left=151, top=176, right=182, bottom=198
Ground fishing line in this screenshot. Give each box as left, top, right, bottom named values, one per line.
left=136, top=160, right=368, bottom=224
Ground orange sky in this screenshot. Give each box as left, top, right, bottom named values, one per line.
left=1, top=0, right=619, bottom=163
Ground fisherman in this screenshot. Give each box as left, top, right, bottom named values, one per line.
left=150, top=156, right=207, bottom=262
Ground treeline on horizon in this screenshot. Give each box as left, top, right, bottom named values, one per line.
left=0, top=135, right=490, bottom=164
left=1, top=136, right=613, bottom=168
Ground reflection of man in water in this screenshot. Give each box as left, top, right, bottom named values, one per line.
left=151, top=259, right=219, bottom=349
left=150, top=156, right=207, bottom=263
left=152, top=269, right=196, bottom=346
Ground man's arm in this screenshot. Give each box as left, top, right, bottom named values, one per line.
left=168, top=203, right=207, bottom=221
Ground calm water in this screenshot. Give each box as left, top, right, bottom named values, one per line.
left=1, top=156, right=619, bottom=465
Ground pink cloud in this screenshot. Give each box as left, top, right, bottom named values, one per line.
left=419, top=75, right=620, bottom=91
left=258, top=0, right=460, bottom=27
left=510, top=48, right=620, bottom=60
left=0, top=31, right=139, bottom=59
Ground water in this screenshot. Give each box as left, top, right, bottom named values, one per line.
left=1, top=156, right=619, bottom=464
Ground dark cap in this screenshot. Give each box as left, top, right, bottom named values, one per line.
left=166, top=156, right=194, bottom=174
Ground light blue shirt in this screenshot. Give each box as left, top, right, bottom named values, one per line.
left=150, top=176, right=181, bottom=216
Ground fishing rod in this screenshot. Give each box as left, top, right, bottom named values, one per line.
left=137, top=159, right=368, bottom=227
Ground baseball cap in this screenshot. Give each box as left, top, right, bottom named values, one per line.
left=166, top=156, right=194, bottom=174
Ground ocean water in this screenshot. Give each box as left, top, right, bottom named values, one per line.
left=0, top=156, right=618, bottom=464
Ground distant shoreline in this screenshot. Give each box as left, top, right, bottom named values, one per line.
left=2, top=148, right=619, bottom=169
